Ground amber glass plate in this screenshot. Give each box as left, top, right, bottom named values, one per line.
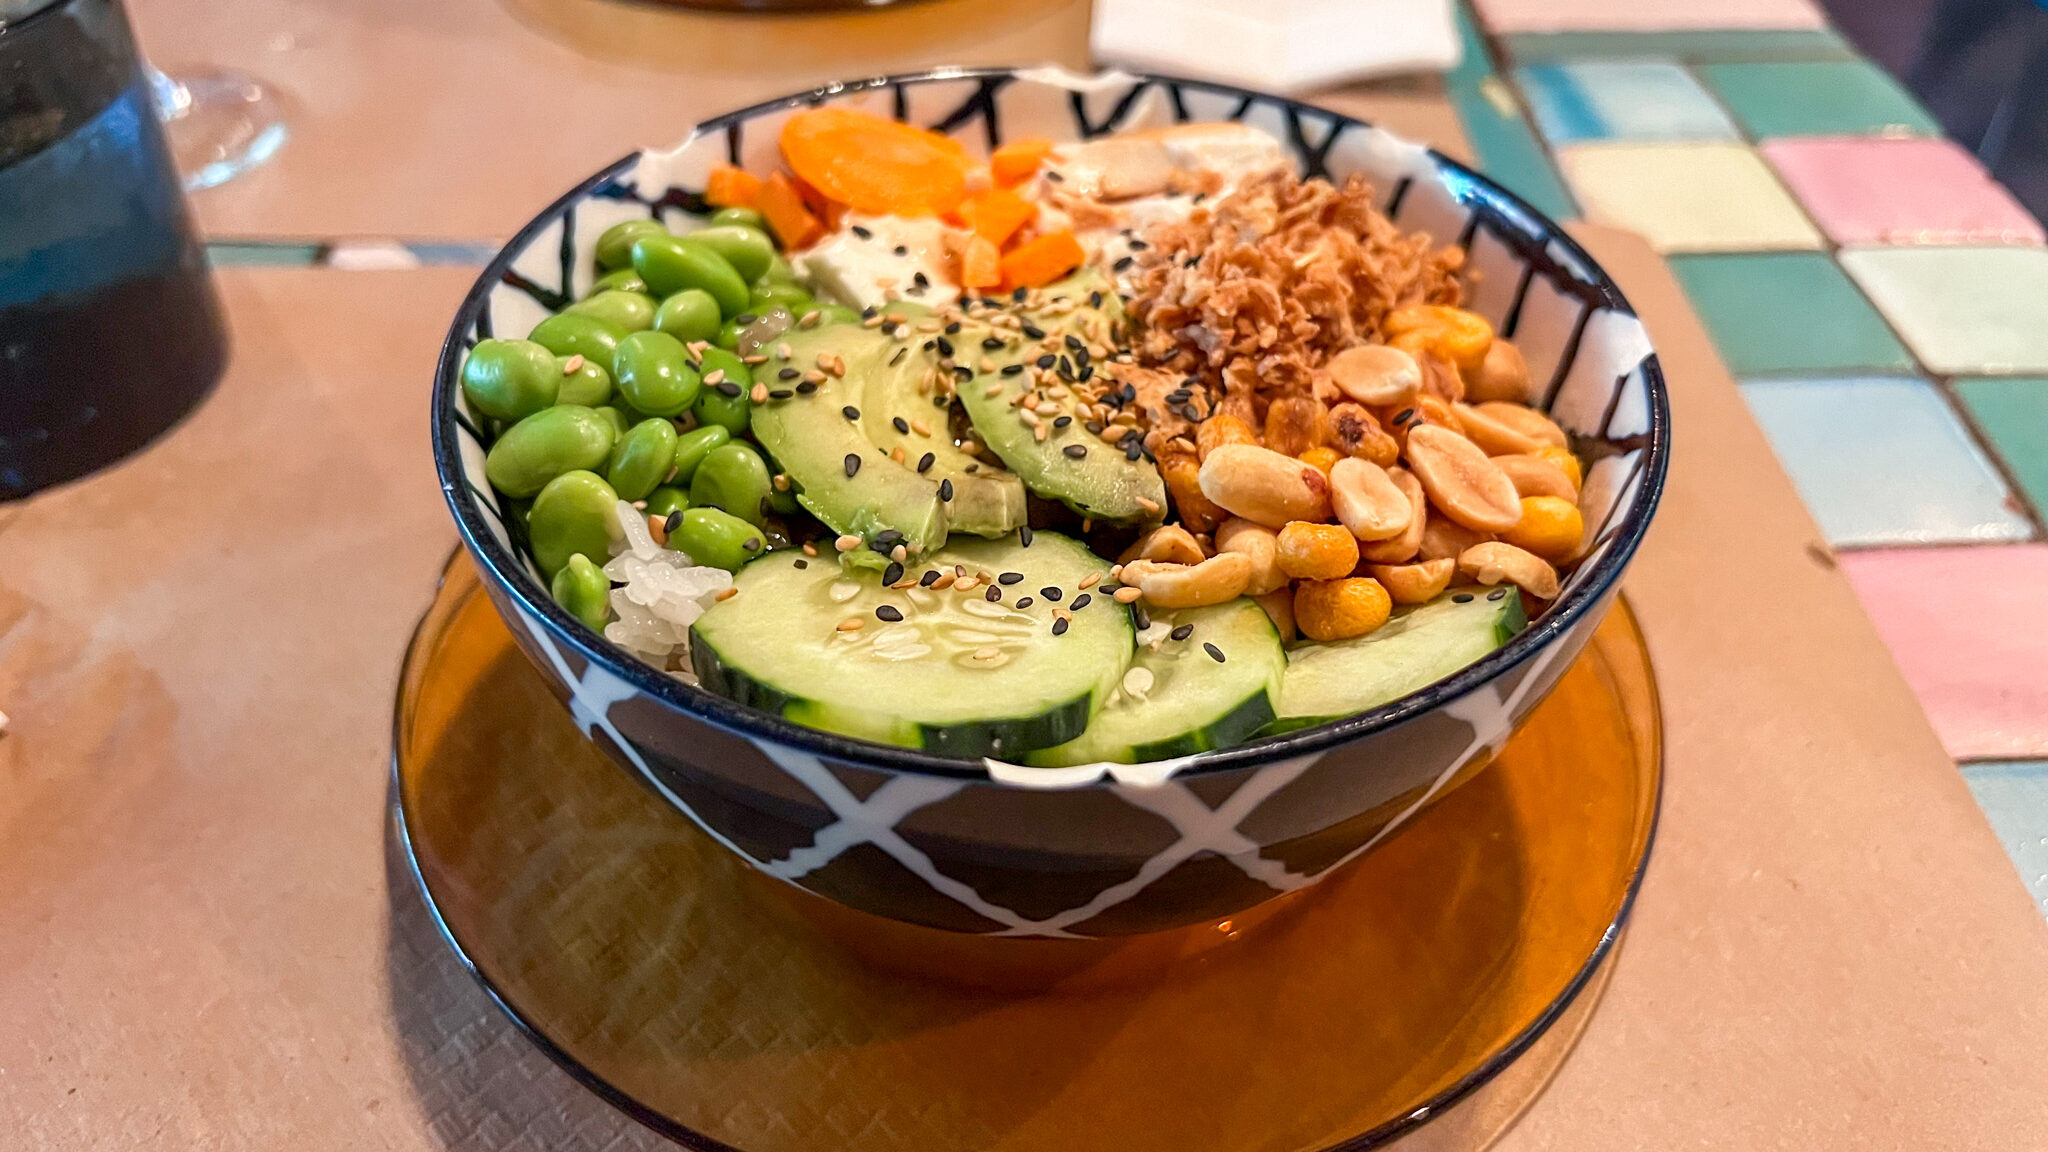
left=393, top=556, right=1661, bottom=1151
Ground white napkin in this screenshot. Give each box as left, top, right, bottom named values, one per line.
left=1089, top=0, right=1463, bottom=95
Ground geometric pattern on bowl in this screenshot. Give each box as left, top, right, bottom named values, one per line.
left=431, top=68, right=1670, bottom=937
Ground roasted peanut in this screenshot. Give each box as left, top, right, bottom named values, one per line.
left=1276, top=521, right=1360, bottom=580
left=1253, top=587, right=1297, bottom=643
left=1418, top=351, right=1465, bottom=404
left=1419, top=515, right=1493, bottom=562
left=1500, top=495, right=1584, bottom=562
left=1298, top=446, right=1341, bottom=476
left=1326, top=344, right=1421, bottom=406
left=1458, top=541, right=1560, bottom=600
left=1215, top=517, right=1288, bottom=595
left=1403, top=424, right=1524, bottom=533
left=1263, top=396, right=1327, bottom=458
left=1197, top=443, right=1333, bottom=527
left=1385, top=305, right=1494, bottom=375
left=1121, top=553, right=1254, bottom=609
left=1493, top=452, right=1579, bottom=500
left=1295, top=577, right=1393, bottom=641
left=1468, top=338, right=1533, bottom=404
left=1366, top=557, right=1456, bottom=604
left=1196, top=412, right=1259, bottom=461
left=1118, top=523, right=1207, bottom=566
left=1327, top=402, right=1399, bottom=466
left=1329, top=456, right=1413, bottom=541
left=1539, top=444, right=1583, bottom=490
left=1160, top=444, right=1227, bottom=532
left=1473, top=401, right=1567, bottom=448
left=1452, top=402, right=1548, bottom=456
left=1359, top=466, right=1428, bottom=563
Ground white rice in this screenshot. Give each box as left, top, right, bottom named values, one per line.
left=598, top=501, right=733, bottom=681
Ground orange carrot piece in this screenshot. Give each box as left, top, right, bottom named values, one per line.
left=704, top=166, right=761, bottom=209
left=1000, top=230, right=1085, bottom=289
left=751, top=172, right=824, bottom=249
left=990, top=138, right=1053, bottom=186
left=781, top=107, right=969, bottom=216
left=960, top=235, right=1003, bottom=290
left=966, top=187, right=1037, bottom=247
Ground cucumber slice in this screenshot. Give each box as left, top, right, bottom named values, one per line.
left=1028, top=598, right=1284, bottom=766
left=691, top=531, right=1132, bottom=757
left=1268, top=586, right=1528, bottom=733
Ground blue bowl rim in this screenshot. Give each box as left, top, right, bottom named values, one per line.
left=430, top=65, right=1672, bottom=782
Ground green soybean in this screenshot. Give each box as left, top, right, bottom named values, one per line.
left=596, top=219, right=667, bottom=270
left=461, top=339, right=560, bottom=422
left=607, top=418, right=679, bottom=502
left=485, top=405, right=617, bottom=498
left=590, top=405, right=629, bottom=440
left=550, top=552, right=612, bottom=632
left=669, top=424, right=731, bottom=485
left=670, top=507, right=765, bottom=573
left=631, top=234, right=749, bottom=316
left=556, top=356, right=613, bottom=407
left=567, top=289, right=655, bottom=333
left=610, top=329, right=701, bottom=417
left=690, top=441, right=774, bottom=527
left=686, top=224, right=776, bottom=283
left=643, top=485, right=690, bottom=520
left=710, top=206, right=766, bottom=230
left=690, top=347, right=755, bottom=434
left=530, top=311, right=625, bottom=365
left=528, top=470, right=620, bottom=578
left=588, top=268, right=647, bottom=296
left=748, top=281, right=815, bottom=314
left=653, top=288, right=722, bottom=344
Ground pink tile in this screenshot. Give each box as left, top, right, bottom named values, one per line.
left=1473, top=0, right=1826, bottom=33
left=1762, top=137, right=2046, bottom=246
left=1839, top=545, right=2048, bottom=761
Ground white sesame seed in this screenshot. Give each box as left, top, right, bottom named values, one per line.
left=835, top=534, right=861, bottom=552
left=561, top=354, right=585, bottom=374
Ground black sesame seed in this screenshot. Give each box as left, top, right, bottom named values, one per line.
left=1053, top=415, right=1072, bottom=429
left=953, top=366, right=974, bottom=383
left=794, top=558, right=809, bottom=569
left=874, top=529, right=904, bottom=547
left=1022, top=324, right=1046, bottom=339
left=1133, top=607, right=1151, bottom=630
left=1089, top=291, right=1103, bottom=308
left=1045, top=169, right=1064, bottom=182
left=777, top=367, right=801, bottom=381
left=1041, top=586, right=1063, bottom=601
left=1064, top=335, right=1085, bottom=353
left=869, top=537, right=893, bottom=555
left=1085, top=420, right=1105, bottom=435
left=998, top=571, right=1023, bottom=585
left=769, top=388, right=793, bottom=399
left=1079, top=365, right=1094, bottom=383
left=716, top=381, right=743, bottom=398
left=922, top=339, right=936, bottom=352
left=916, top=451, right=935, bottom=473
left=883, top=561, right=904, bottom=585
left=1127, top=239, right=1149, bottom=251
left=945, top=321, right=962, bottom=334
left=939, top=479, right=954, bottom=501
left=1012, top=286, right=1029, bottom=302
left=889, top=347, right=907, bottom=367
left=1125, top=440, right=1144, bottom=461
left=842, top=406, right=860, bottom=420
left=1071, top=593, right=1092, bottom=610
left=1204, top=642, right=1225, bottom=662
left=936, top=337, right=955, bottom=357
left=985, top=585, right=1001, bottom=602
left=1019, top=525, right=1033, bottom=546
left=1063, top=444, right=1087, bottom=459
left=1112, top=255, right=1135, bottom=272
left=1192, top=192, right=1208, bottom=204
left=861, top=305, right=879, bottom=319
left=663, top=510, right=683, bottom=534
left=1489, top=588, right=1509, bottom=601
left=1453, top=593, right=1474, bottom=603
left=893, top=245, right=908, bottom=256
left=1036, top=354, right=1057, bottom=369
left=982, top=336, right=1004, bottom=350
left=1392, top=407, right=1416, bottom=425
left=796, top=380, right=818, bottom=395
left=843, top=453, right=861, bottom=477
left=851, top=225, right=873, bottom=239
left=1052, top=618, right=1070, bottom=636
left=1169, top=624, right=1194, bottom=641
left=920, top=570, right=941, bottom=587
left=892, top=416, right=910, bottom=435
left=743, top=536, right=763, bottom=553
left=1001, top=364, right=1025, bottom=376
left=913, top=271, right=930, bottom=288
left=876, top=605, right=903, bottom=622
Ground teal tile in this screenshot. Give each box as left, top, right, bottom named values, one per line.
left=1954, top=377, right=2048, bottom=518
left=1669, top=252, right=1913, bottom=375
left=1961, top=762, right=2048, bottom=919
left=1502, top=29, right=1858, bottom=65
left=1448, top=5, right=1579, bottom=219
left=1699, top=60, right=1940, bottom=139
left=1842, top=247, right=2048, bottom=375
left=1517, top=60, right=1740, bottom=143
left=205, top=241, right=323, bottom=267
left=1740, top=376, right=2033, bottom=546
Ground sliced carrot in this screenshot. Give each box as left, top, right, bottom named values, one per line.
left=960, top=235, right=1003, bottom=290
left=751, top=172, right=824, bottom=249
left=1000, top=230, right=1085, bottom=289
left=781, top=107, right=969, bottom=217
left=990, top=138, right=1054, bottom=187
left=704, top=166, right=761, bottom=209
left=965, top=187, right=1037, bottom=248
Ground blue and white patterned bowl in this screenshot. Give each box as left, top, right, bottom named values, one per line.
left=431, top=67, right=1668, bottom=939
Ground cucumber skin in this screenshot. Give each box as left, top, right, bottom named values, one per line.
left=1129, top=689, right=1277, bottom=762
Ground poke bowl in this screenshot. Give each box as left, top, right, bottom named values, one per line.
left=431, top=67, right=1668, bottom=941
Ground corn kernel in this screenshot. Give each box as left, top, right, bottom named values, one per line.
left=1196, top=412, right=1259, bottom=461
left=1538, top=445, right=1583, bottom=491
left=1500, top=496, right=1584, bottom=562
left=1298, top=446, right=1342, bottom=476
left=1275, top=521, right=1360, bottom=580
left=1294, top=577, right=1392, bottom=641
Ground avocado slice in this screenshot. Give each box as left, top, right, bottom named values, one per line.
left=751, top=324, right=947, bottom=568
left=954, top=272, right=1166, bottom=524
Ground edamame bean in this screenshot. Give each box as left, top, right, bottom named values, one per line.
left=610, top=329, right=701, bottom=417
left=485, top=405, right=616, bottom=498
left=631, top=235, right=749, bottom=316
left=689, top=441, right=774, bottom=527
left=607, top=418, right=680, bottom=502
left=748, top=281, right=815, bottom=314
left=461, top=338, right=559, bottom=422
left=644, top=485, right=690, bottom=520
left=588, top=268, right=647, bottom=296
left=550, top=552, right=611, bottom=632
left=528, top=470, right=620, bottom=577
left=530, top=311, right=625, bottom=365
left=686, top=224, right=776, bottom=283
left=690, top=347, right=754, bottom=434
left=556, top=355, right=613, bottom=407
left=670, top=424, right=730, bottom=485
left=567, top=289, right=655, bottom=332
left=653, top=288, right=722, bottom=344
left=590, top=405, right=629, bottom=439
left=669, top=507, right=765, bottom=573
left=709, top=206, right=766, bottom=230
left=595, top=219, right=667, bottom=270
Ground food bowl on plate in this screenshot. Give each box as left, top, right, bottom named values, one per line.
left=431, top=67, right=1668, bottom=940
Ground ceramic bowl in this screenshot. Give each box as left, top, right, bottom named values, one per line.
left=431, top=67, right=1668, bottom=940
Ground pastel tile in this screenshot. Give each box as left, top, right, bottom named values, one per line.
left=1762, top=137, right=2044, bottom=246
left=1503, top=29, right=1858, bottom=65
left=1840, top=548, right=2048, bottom=760
left=1557, top=142, right=1822, bottom=252
left=1445, top=6, right=1580, bottom=220
left=1961, top=761, right=2048, bottom=918
left=1669, top=252, right=1913, bottom=375
left=1740, top=376, right=2033, bottom=546
left=1698, top=60, right=1939, bottom=139
left=1516, top=60, right=1739, bottom=144
left=1840, top=247, right=2048, bottom=374
left=1473, top=0, right=1827, bottom=35
left=1955, top=377, right=2048, bottom=517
